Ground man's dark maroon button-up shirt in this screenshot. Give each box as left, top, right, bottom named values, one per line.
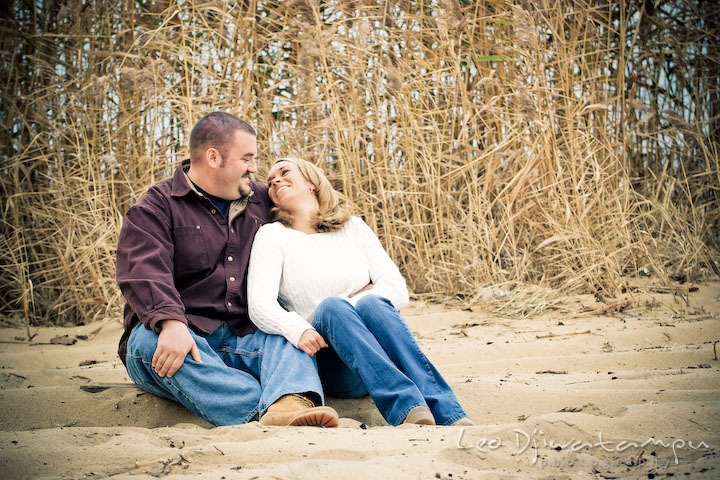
left=116, top=159, right=272, bottom=363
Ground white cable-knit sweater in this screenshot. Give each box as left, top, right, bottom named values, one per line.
left=247, top=216, right=409, bottom=348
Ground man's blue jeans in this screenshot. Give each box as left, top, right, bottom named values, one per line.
left=125, top=322, right=324, bottom=426
left=312, top=295, right=467, bottom=426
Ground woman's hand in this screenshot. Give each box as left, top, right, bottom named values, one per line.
left=306, top=285, right=373, bottom=325
left=348, top=282, right=373, bottom=297
left=298, top=329, right=328, bottom=357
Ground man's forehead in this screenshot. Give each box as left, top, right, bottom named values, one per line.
left=232, top=130, right=256, bottom=149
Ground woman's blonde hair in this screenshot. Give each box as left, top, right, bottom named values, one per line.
left=269, top=157, right=351, bottom=232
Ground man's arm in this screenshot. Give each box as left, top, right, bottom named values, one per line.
left=116, top=190, right=200, bottom=376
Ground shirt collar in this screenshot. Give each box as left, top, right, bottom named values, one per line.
left=171, top=158, right=258, bottom=203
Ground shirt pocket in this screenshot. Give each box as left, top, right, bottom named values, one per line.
left=172, top=225, right=210, bottom=274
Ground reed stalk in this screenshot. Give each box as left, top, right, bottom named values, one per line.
left=1, top=0, right=718, bottom=324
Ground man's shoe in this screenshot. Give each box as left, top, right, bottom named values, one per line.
left=451, top=417, right=475, bottom=426
left=402, top=406, right=436, bottom=425
left=259, top=394, right=339, bottom=428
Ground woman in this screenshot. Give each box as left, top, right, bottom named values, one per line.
left=247, top=157, right=472, bottom=426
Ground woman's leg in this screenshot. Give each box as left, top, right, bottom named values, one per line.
left=316, top=345, right=368, bottom=399
left=312, top=297, right=427, bottom=426
left=354, top=295, right=468, bottom=425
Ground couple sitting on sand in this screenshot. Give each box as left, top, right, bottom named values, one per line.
left=116, top=112, right=471, bottom=428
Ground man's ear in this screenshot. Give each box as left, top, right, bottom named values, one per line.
left=205, top=147, right=221, bottom=168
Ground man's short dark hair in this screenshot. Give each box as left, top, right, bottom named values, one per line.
left=189, top=112, right=256, bottom=163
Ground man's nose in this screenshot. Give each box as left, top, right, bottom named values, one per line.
left=247, top=158, right=258, bottom=174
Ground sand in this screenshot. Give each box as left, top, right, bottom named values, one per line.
left=1, top=282, right=718, bottom=479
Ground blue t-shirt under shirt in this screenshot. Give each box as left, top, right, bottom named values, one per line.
left=192, top=182, right=231, bottom=218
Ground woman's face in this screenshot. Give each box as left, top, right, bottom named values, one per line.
left=267, top=161, right=315, bottom=208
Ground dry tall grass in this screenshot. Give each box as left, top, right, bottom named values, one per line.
left=1, top=0, right=718, bottom=325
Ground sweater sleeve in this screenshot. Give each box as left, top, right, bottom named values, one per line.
left=345, top=217, right=410, bottom=309
left=247, top=224, right=315, bottom=348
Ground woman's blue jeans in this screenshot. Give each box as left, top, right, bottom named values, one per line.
left=125, top=322, right=324, bottom=426
left=312, top=295, right=467, bottom=426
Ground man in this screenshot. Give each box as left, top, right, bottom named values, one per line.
left=116, top=112, right=338, bottom=427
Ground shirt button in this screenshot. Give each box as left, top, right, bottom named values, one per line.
left=229, top=276, right=236, bottom=282
left=227, top=256, right=233, bottom=262
left=211, top=209, right=216, bottom=214
left=227, top=302, right=232, bottom=307
left=195, top=225, right=200, bottom=229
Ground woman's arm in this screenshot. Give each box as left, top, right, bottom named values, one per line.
left=247, top=225, right=316, bottom=348
left=345, top=217, right=410, bottom=309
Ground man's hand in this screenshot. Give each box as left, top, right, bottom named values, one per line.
left=152, top=319, right=202, bottom=378
left=297, top=329, right=327, bottom=357
left=348, top=282, right=373, bottom=298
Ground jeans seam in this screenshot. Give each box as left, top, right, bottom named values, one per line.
left=416, top=344, right=441, bottom=393
left=402, top=319, right=464, bottom=424
left=225, top=342, right=265, bottom=417
left=221, top=346, right=263, bottom=358
left=318, top=321, right=363, bottom=389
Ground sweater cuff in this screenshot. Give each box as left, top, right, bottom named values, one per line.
left=285, top=314, right=317, bottom=348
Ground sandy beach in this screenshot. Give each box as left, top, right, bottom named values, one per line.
left=1, top=282, right=718, bottom=479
